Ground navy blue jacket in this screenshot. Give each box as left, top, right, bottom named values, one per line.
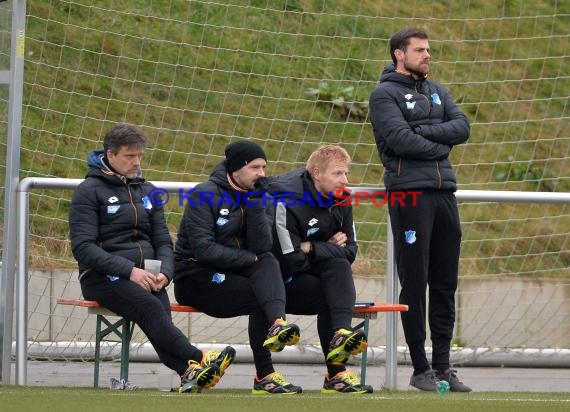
left=268, top=168, right=357, bottom=277
left=369, top=64, right=470, bottom=191
left=173, top=161, right=273, bottom=280
left=69, top=150, right=174, bottom=280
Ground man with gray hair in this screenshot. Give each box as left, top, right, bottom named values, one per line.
left=70, top=123, right=235, bottom=393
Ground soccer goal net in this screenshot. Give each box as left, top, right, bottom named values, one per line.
left=1, top=1, right=568, bottom=369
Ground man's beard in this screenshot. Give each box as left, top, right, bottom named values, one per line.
left=404, top=62, right=428, bottom=78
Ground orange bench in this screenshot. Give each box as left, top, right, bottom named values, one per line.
left=57, top=298, right=408, bottom=387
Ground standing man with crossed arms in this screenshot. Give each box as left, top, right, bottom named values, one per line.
left=369, top=28, right=472, bottom=392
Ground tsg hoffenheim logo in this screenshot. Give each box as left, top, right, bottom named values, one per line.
left=404, top=230, right=417, bottom=244
left=431, top=93, right=441, bottom=105
left=142, top=196, right=153, bottom=210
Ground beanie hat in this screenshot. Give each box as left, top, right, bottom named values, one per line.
left=225, top=140, right=267, bottom=173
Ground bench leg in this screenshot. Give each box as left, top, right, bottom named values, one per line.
left=360, top=318, right=370, bottom=385
left=94, top=314, right=103, bottom=388
left=94, top=315, right=133, bottom=387
left=119, top=320, right=134, bottom=382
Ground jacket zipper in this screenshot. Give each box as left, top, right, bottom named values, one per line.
left=127, top=182, right=144, bottom=267
left=435, top=161, right=442, bottom=188
left=234, top=206, right=245, bottom=249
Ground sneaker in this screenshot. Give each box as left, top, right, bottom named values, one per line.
left=321, top=370, right=373, bottom=394
left=252, top=372, right=303, bottom=394
left=435, top=368, right=472, bottom=392
left=201, top=346, right=236, bottom=376
left=326, top=328, right=368, bottom=365
left=262, top=318, right=301, bottom=352
left=409, top=369, right=439, bottom=391
left=179, top=361, right=221, bottom=393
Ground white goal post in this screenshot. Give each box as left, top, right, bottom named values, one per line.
left=10, top=177, right=570, bottom=386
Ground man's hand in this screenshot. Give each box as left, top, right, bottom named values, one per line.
left=130, top=267, right=166, bottom=292
left=328, top=232, right=347, bottom=247
left=300, top=241, right=312, bottom=254
left=254, top=177, right=269, bottom=193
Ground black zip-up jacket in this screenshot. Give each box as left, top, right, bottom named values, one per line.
left=69, top=150, right=174, bottom=280
left=173, top=161, right=273, bottom=280
left=369, top=64, right=470, bottom=191
left=268, top=168, right=358, bottom=277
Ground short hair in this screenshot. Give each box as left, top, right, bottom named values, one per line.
left=103, top=124, right=148, bottom=154
left=306, top=144, right=351, bottom=173
left=389, top=28, right=429, bottom=65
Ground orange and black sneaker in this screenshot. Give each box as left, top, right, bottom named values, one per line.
left=321, top=370, right=373, bottom=394
left=252, top=372, right=302, bottom=394
left=326, top=328, right=368, bottom=365
left=262, top=318, right=301, bottom=352
left=179, top=361, right=221, bottom=393
left=201, top=346, right=236, bottom=376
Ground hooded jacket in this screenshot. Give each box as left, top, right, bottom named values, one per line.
left=369, top=64, right=470, bottom=191
left=268, top=168, right=358, bottom=277
left=69, top=150, right=174, bottom=280
left=173, top=161, right=273, bottom=280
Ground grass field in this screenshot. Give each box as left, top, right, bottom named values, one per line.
left=1, top=387, right=569, bottom=412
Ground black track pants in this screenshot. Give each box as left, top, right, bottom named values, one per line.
left=388, top=191, right=460, bottom=373
left=174, top=255, right=286, bottom=379
left=285, top=257, right=356, bottom=376
left=81, top=272, right=203, bottom=376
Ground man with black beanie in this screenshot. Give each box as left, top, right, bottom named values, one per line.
left=174, top=140, right=303, bottom=394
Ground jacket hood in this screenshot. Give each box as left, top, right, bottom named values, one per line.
left=209, top=160, right=234, bottom=191
left=268, top=167, right=305, bottom=196
left=380, top=63, right=427, bottom=88
left=86, top=149, right=108, bottom=170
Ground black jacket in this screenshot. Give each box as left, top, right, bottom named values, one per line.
left=69, top=150, right=174, bottom=280
left=268, top=168, right=358, bottom=277
left=369, top=64, right=470, bottom=191
left=173, top=161, right=273, bottom=280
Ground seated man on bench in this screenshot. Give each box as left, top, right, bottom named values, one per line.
left=269, top=145, right=372, bottom=394
left=69, top=123, right=235, bottom=393
left=173, top=140, right=302, bottom=395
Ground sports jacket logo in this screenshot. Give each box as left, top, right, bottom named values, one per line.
left=216, top=217, right=229, bottom=226
left=431, top=93, right=441, bottom=105
left=308, top=218, right=318, bottom=226
left=107, top=205, right=120, bottom=214
left=404, top=230, right=417, bottom=244
left=307, top=227, right=319, bottom=236
left=108, top=196, right=118, bottom=203
left=406, top=101, right=416, bottom=110
left=142, top=196, right=152, bottom=210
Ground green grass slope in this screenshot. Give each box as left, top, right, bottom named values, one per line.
left=1, top=0, right=567, bottom=273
